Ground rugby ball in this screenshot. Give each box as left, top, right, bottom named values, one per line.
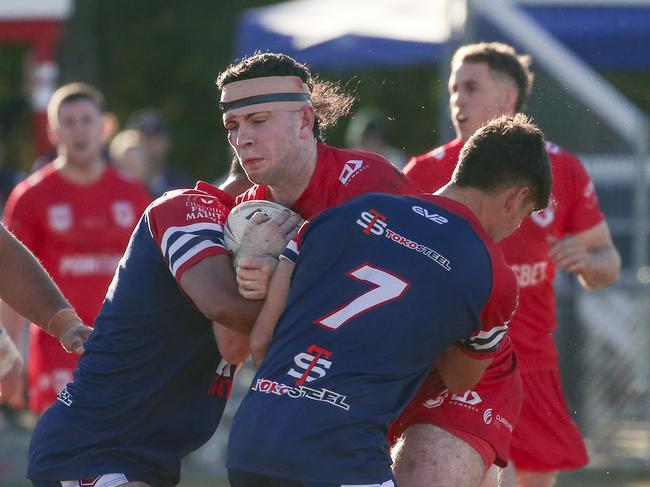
left=224, top=200, right=293, bottom=252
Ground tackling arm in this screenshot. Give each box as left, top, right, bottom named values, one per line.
left=436, top=344, right=492, bottom=394
left=250, top=258, right=294, bottom=367
left=213, top=321, right=250, bottom=364
left=0, top=224, right=91, bottom=354
left=180, top=253, right=263, bottom=335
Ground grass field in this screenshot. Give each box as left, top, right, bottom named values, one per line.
left=4, top=471, right=650, bottom=486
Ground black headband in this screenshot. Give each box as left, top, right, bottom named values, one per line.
left=219, top=92, right=311, bottom=113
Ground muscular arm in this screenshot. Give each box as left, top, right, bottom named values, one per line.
left=436, top=345, right=492, bottom=394
left=250, top=258, right=294, bottom=367
left=212, top=321, right=250, bottom=364
left=549, top=221, right=620, bottom=290
left=180, top=253, right=263, bottom=335
left=0, top=224, right=71, bottom=328
left=0, top=224, right=90, bottom=354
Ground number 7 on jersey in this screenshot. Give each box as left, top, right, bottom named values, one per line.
left=316, top=263, right=410, bottom=330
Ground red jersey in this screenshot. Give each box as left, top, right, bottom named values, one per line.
left=404, top=139, right=605, bottom=370
left=3, top=163, right=151, bottom=412
left=236, top=142, right=420, bottom=218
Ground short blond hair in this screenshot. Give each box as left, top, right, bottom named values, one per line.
left=47, top=82, right=105, bottom=127
left=452, top=42, right=533, bottom=113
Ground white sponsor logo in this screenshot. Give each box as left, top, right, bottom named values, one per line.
left=530, top=205, right=554, bottom=227
left=200, top=197, right=214, bottom=204
left=431, top=147, right=446, bottom=160
left=356, top=210, right=451, bottom=271
left=252, top=378, right=350, bottom=410
left=511, top=261, right=548, bottom=288
left=47, top=204, right=73, bottom=232
left=385, top=229, right=451, bottom=270
left=412, top=205, right=448, bottom=224
left=356, top=210, right=388, bottom=235
left=496, top=414, right=514, bottom=432
left=483, top=408, right=493, bottom=424
left=112, top=201, right=136, bottom=228
left=450, top=390, right=482, bottom=406
left=287, top=351, right=332, bottom=383
left=59, top=254, right=122, bottom=276
left=57, top=386, right=72, bottom=406
left=423, top=390, right=448, bottom=409
left=339, top=159, right=364, bottom=185
left=583, top=181, right=597, bottom=208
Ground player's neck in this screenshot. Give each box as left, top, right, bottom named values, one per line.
left=54, top=156, right=106, bottom=185
left=268, top=141, right=317, bottom=207
left=437, top=184, right=500, bottom=239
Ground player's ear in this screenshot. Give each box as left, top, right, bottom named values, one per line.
left=297, top=106, right=315, bottom=138
left=500, top=85, right=518, bottom=114
left=504, top=186, right=530, bottom=212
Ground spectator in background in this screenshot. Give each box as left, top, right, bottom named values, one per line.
left=126, top=108, right=193, bottom=197
left=1, top=223, right=92, bottom=401
left=1, top=82, right=151, bottom=414
left=345, top=107, right=407, bottom=170
left=109, top=128, right=149, bottom=183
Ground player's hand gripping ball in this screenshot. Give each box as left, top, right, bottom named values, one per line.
left=224, top=200, right=298, bottom=253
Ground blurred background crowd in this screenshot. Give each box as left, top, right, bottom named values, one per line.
left=1, top=0, right=649, bottom=486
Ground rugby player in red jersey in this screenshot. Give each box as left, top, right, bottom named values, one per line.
left=1, top=83, right=151, bottom=414
left=396, top=42, right=620, bottom=487
left=215, top=52, right=420, bottom=298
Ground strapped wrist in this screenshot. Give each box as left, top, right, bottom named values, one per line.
left=45, top=308, right=82, bottom=340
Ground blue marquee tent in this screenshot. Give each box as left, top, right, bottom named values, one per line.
left=235, top=0, right=650, bottom=71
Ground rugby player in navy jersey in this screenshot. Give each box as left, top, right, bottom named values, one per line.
left=26, top=179, right=300, bottom=487
left=226, top=114, right=552, bottom=487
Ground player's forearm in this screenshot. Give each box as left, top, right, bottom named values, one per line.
left=213, top=321, right=250, bottom=364
left=578, top=246, right=621, bottom=290
left=0, top=227, right=72, bottom=328
left=436, top=345, right=492, bottom=394
left=250, top=259, right=292, bottom=367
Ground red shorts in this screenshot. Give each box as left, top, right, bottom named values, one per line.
left=28, top=328, right=78, bottom=414
left=510, top=367, right=588, bottom=471
left=390, top=352, right=522, bottom=468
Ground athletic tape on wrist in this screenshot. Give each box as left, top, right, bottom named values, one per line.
left=45, top=308, right=82, bottom=339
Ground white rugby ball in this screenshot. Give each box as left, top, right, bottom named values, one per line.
left=224, top=200, right=293, bottom=252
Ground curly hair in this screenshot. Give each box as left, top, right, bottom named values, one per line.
left=216, top=52, right=354, bottom=140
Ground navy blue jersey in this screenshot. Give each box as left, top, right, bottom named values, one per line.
left=28, top=182, right=237, bottom=487
left=227, top=193, right=517, bottom=484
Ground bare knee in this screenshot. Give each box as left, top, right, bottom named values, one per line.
left=391, top=424, right=486, bottom=487
left=516, top=470, right=557, bottom=487
left=479, top=465, right=499, bottom=487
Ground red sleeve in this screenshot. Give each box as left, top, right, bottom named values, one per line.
left=402, top=155, right=432, bottom=187
left=403, top=146, right=459, bottom=193
left=559, top=151, right=605, bottom=234
left=458, top=249, right=518, bottom=360
left=148, top=190, right=231, bottom=284
left=2, top=183, right=40, bottom=252
left=340, top=155, right=421, bottom=198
